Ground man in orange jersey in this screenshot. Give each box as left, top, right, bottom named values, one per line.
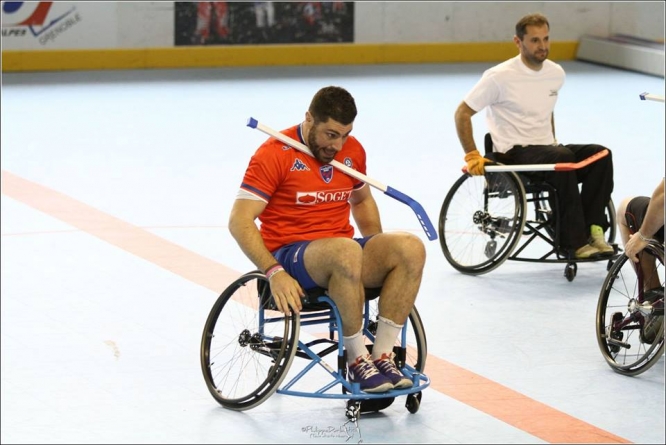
left=229, top=86, right=426, bottom=393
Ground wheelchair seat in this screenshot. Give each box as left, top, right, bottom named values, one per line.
left=438, top=133, right=619, bottom=281
left=200, top=270, right=429, bottom=419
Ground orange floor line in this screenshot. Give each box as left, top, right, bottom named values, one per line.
left=1, top=170, right=631, bottom=444
left=1, top=171, right=239, bottom=293
left=426, top=359, right=630, bottom=443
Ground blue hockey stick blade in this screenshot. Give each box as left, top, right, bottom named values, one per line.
left=385, top=186, right=438, bottom=241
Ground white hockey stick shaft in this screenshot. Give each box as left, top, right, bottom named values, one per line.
left=640, top=92, right=665, bottom=103
left=246, top=117, right=438, bottom=240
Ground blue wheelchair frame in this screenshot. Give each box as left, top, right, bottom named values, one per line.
left=276, top=295, right=429, bottom=405
left=200, top=270, right=429, bottom=418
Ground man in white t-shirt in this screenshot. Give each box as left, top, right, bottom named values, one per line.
left=454, top=12, right=615, bottom=260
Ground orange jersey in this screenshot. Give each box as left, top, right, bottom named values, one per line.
left=239, top=124, right=367, bottom=252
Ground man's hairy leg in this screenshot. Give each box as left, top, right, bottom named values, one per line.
left=303, top=238, right=365, bottom=336
left=361, top=233, right=426, bottom=324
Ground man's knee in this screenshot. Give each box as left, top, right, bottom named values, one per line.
left=387, top=232, right=426, bottom=269
left=616, top=196, right=634, bottom=227
left=363, top=232, right=426, bottom=270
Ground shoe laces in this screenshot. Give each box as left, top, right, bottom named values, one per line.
left=374, top=352, right=399, bottom=373
left=351, top=355, right=381, bottom=379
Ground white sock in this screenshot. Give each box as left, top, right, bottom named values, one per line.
left=343, top=329, right=369, bottom=365
left=371, top=316, right=403, bottom=360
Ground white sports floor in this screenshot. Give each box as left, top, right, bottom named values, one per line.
left=1, top=60, right=664, bottom=444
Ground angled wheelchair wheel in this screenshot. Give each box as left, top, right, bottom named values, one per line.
left=439, top=171, right=527, bottom=275
left=596, top=243, right=664, bottom=376
left=200, top=271, right=300, bottom=410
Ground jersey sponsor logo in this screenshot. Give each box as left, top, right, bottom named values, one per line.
left=320, top=164, right=333, bottom=183
left=296, top=189, right=352, bottom=205
left=343, top=157, right=353, bottom=168
left=290, top=158, right=310, bottom=171
left=549, top=89, right=558, bottom=97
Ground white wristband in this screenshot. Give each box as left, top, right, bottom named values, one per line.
left=266, top=266, right=285, bottom=280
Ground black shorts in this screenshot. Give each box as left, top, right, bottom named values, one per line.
left=625, top=196, right=664, bottom=243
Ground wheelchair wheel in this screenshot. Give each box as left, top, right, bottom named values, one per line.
left=596, top=242, right=664, bottom=376
left=439, top=171, right=527, bottom=275
left=200, top=271, right=300, bottom=410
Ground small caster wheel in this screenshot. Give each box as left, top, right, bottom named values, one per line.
left=564, top=262, right=577, bottom=282
left=406, top=392, right=422, bottom=414
left=346, top=400, right=361, bottom=421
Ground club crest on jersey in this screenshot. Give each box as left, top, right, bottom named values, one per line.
left=320, top=165, right=334, bottom=183
left=290, top=158, right=310, bottom=171
left=343, top=157, right=353, bottom=168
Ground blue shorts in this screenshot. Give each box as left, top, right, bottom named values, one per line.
left=271, top=236, right=374, bottom=291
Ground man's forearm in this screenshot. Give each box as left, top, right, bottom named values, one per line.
left=454, top=106, right=478, bottom=154
left=230, top=221, right=279, bottom=272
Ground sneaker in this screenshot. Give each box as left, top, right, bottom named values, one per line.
left=588, top=225, right=615, bottom=255
left=642, top=314, right=664, bottom=345
left=575, top=244, right=602, bottom=259
left=348, top=355, right=393, bottom=393
left=641, top=288, right=664, bottom=345
left=373, top=352, right=412, bottom=389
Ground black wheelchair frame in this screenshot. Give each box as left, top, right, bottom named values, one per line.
left=200, top=270, right=430, bottom=420
left=438, top=133, right=618, bottom=281
left=596, top=239, right=664, bottom=375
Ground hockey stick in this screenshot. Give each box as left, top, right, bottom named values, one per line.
left=639, top=92, right=665, bottom=103
left=464, top=148, right=610, bottom=173
left=246, top=117, right=437, bottom=241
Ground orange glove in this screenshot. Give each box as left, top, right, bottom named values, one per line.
left=464, top=150, right=489, bottom=176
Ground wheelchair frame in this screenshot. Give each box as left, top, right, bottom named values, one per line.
left=438, top=133, right=618, bottom=281
left=200, top=270, right=430, bottom=418
left=596, top=239, right=665, bottom=376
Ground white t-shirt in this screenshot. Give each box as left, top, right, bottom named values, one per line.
left=464, top=55, right=565, bottom=153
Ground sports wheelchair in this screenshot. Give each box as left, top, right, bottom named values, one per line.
left=200, top=270, right=429, bottom=420
left=438, top=134, right=618, bottom=282
left=596, top=239, right=664, bottom=376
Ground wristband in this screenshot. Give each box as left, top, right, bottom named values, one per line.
left=636, top=231, right=652, bottom=243
left=263, top=262, right=281, bottom=275
left=266, top=264, right=284, bottom=280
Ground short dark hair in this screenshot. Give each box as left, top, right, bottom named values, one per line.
left=515, top=13, right=550, bottom=40
left=308, top=86, right=357, bottom=126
